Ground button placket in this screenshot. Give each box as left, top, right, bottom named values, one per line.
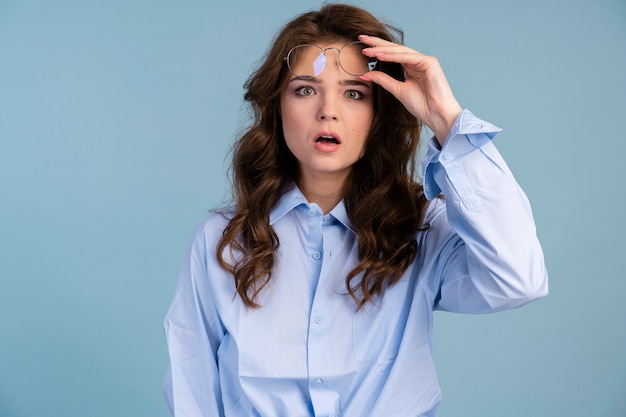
left=305, top=203, right=338, bottom=417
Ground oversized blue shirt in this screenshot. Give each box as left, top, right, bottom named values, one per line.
left=163, top=110, right=548, bottom=417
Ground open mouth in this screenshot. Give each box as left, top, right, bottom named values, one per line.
left=316, top=135, right=340, bottom=144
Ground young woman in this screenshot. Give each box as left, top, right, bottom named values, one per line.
left=163, top=4, right=548, bottom=416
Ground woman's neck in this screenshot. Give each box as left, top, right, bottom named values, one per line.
left=296, top=172, right=348, bottom=214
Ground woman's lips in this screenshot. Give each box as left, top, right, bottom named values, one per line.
left=314, top=134, right=341, bottom=152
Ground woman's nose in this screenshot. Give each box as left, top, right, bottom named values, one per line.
left=318, top=95, right=339, bottom=121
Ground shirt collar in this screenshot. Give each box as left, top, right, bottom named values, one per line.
left=269, top=181, right=355, bottom=234
left=327, top=198, right=354, bottom=233
left=269, top=182, right=308, bottom=225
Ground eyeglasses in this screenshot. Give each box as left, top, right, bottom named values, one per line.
left=284, top=41, right=378, bottom=79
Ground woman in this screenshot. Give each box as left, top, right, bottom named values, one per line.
left=163, top=4, right=548, bottom=416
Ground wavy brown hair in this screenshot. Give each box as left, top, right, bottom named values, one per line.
left=217, top=3, right=429, bottom=309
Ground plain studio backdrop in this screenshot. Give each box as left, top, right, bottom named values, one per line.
left=1, top=0, right=624, bottom=416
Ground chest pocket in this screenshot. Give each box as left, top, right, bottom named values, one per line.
left=352, top=274, right=431, bottom=364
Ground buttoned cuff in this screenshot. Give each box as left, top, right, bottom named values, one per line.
left=422, top=109, right=502, bottom=200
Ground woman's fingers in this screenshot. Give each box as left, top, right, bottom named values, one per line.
left=359, top=34, right=424, bottom=57
left=358, top=34, right=462, bottom=142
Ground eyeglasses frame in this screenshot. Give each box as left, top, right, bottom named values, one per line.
left=284, top=41, right=378, bottom=79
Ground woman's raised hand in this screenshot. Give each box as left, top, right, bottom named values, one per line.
left=359, top=34, right=462, bottom=145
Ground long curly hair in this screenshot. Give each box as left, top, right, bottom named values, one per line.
left=217, top=3, right=429, bottom=309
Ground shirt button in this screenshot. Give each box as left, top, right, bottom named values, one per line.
left=312, top=251, right=322, bottom=260
left=441, top=152, right=452, bottom=161
left=314, top=314, right=324, bottom=324
left=313, top=378, right=324, bottom=385
left=308, top=208, right=317, bottom=216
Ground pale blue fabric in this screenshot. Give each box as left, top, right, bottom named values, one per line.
left=163, top=109, right=548, bottom=417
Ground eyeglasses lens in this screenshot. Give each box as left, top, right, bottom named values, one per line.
left=339, top=42, right=377, bottom=75
left=287, top=45, right=326, bottom=79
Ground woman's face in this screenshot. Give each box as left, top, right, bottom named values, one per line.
left=280, top=40, right=375, bottom=189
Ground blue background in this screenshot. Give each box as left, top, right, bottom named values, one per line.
left=1, top=0, right=624, bottom=416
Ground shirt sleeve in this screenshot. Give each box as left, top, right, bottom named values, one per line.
left=163, top=225, right=225, bottom=416
left=421, top=109, right=548, bottom=313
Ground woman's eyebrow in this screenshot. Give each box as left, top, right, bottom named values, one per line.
left=286, top=78, right=371, bottom=88
left=340, top=79, right=371, bottom=88
left=287, top=76, right=321, bottom=83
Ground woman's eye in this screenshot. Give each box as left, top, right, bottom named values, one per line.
left=345, top=90, right=363, bottom=100
left=296, top=86, right=315, bottom=96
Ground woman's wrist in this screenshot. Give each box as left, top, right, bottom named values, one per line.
left=431, top=105, right=462, bottom=146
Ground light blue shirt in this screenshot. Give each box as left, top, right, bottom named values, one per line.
left=163, top=110, right=548, bottom=417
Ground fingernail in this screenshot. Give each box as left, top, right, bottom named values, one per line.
left=359, top=75, right=371, bottom=81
